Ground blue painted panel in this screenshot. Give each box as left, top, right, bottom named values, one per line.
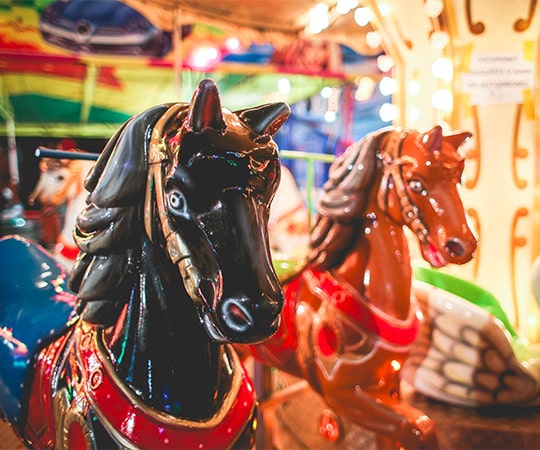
left=0, top=236, right=77, bottom=423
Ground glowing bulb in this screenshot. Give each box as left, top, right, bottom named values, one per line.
left=225, top=37, right=241, bottom=52
left=407, top=79, right=421, bottom=96
left=336, top=0, right=359, bottom=14
left=320, top=86, right=333, bottom=98
left=366, top=31, right=382, bottom=49
left=325, top=110, right=337, bottom=122
left=407, top=106, right=420, bottom=122
left=431, top=89, right=453, bottom=111
left=432, top=57, right=453, bottom=81
left=307, top=3, right=330, bottom=34
left=379, top=103, right=398, bottom=122
left=377, top=55, right=395, bottom=72
left=430, top=30, right=450, bottom=49
left=189, top=46, right=220, bottom=70
left=355, top=77, right=376, bottom=101
left=424, top=0, right=444, bottom=18
left=378, top=76, right=398, bottom=96
left=378, top=2, right=392, bottom=17
left=354, top=7, right=374, bottom=27
left=278, top=78, right=291, bottom=94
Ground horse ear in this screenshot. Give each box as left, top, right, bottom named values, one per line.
left=187, top=78, right=226, bottom=133
left=422, top=125, right=443, bottom=152
left=443, top=131, right=472, bottom=150
left=236, top=103, right=291, bottom=137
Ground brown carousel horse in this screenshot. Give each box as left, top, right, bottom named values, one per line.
left=248, top=125, right=478, bottom=449
left=0, top=79, right=290, bottom=449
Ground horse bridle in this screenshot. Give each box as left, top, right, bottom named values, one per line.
left=144, top=105, right=220, bottom=306
left=376, top=130, right=430, bottom=245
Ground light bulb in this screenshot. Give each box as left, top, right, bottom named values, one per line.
left=431, top=89, right=453, bottom=111
left=379, top=103, right=398, bottom=122
left=366, top=31, right=382, bottom=49
left=424, top=0, right=444, bottom=18
left=432, top=57, right=453, bottom=81
left=354, top=7, right=374, bottom=27
left=430, top=30, right=450, bottom=50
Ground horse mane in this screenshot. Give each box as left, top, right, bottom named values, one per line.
left=68, top=104, right=174, bottom=326
left=308, top=127, right=393, bottom=270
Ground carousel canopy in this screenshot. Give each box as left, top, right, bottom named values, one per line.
left=0, top=0, right=383, bottom=139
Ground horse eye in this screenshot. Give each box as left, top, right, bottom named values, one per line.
left=57, top=175, right=64, bottom=182
left=167, top=190, right=188, bottom=216
left=408, top=179, right=425, bottom=194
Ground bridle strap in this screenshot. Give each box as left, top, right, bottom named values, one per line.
left=145, top=104, right=189, bottom=263
left=377, top=131, right=430, bottom=244
left=144, top=105, right=220, bottom=306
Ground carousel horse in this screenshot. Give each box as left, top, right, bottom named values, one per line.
left=247, top=125, right=478, bottom=449
left=0, top=78, right=290, bottom=449
left=29, top=151, right=307, bottom=272
left=29, top=154, right=95, bottom=269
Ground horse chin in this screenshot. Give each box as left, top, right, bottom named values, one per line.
left=421, top=241, right=448, bottom=268
left=201, top=311, right=229, bottom=343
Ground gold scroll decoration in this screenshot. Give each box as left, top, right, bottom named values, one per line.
left=511, top=207, right=529, bottom=329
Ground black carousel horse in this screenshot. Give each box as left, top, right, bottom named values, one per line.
left=0, top=79, right=290, bottom=449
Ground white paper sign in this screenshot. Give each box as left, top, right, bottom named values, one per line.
left=461, top=52, right=534, bottom=105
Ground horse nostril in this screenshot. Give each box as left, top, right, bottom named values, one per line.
left=222, top=299, right=252, bottom=333
left=445, top=238, right=464, bottom=257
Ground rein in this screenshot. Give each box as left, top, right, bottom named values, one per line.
left=377, top=131, right=430, bottom=245
left=144, top=105, right=219, bottom=307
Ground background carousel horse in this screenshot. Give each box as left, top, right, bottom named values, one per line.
left=0, top=78, right=290, bottom=449
left=28, top=152, right=94, bottom=269
left=246, top=125, right=478, bottom=449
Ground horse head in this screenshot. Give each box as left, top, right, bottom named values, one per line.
left=377, top=125, right=477, bottom=267
left=70, top=78, right=290, bottom=344
left=29, top=157, right=90, bottom=207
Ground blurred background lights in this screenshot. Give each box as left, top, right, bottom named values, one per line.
left=336, top=0, right=359, bottom=15
left=407, top=106, right=420, bottom=122
left=431, top=89, right=453, bottom=111
left=406, top=79, right=421, bottom=96
left=354, top=7, right=374, bottom=27
left=278, top=78, right=291, bottom=95
left=354, top=76, right=376, bottom=101
left=378, top=2, right=392, bottom=17
left=325, top=110, right=337, bottom=122
left=430, top=30, right=450, bottom=49
left=225, top=37, right=241, bottom=52
left=378, top=76, right=398, bottom=96
left=307, top=3, right=330, bottom=34
left=424, top=0, right=444, bottom=17
left=432, top=57, right=453, bottom=81
left=189, top=45, right=220, bottom=70
left=365, top=31, right=382, bottom=49
left=376, top=55, right=395, bottom=72
left=379, top=103, right=398, bottom=122
left=320, top=86, right=333, bottom=99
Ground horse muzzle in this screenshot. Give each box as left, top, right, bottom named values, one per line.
left=421, top=235, right=477, bottom=268
left=211, top=293, right=282, bottom=344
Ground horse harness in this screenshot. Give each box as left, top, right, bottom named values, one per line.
left=376, top=130, right=431, bottom=247
left=23, top=322, right=257, bottom=449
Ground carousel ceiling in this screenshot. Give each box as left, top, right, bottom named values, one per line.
left=0, top=0, right=383, bottom=138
